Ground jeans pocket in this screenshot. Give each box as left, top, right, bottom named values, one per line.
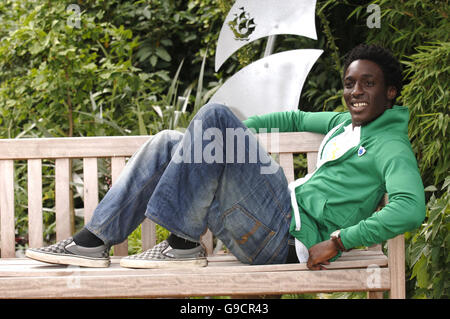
left=222, top=204, right=275, bottom=263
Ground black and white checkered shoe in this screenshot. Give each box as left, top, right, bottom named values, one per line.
left=25, top=237, right=110, bottom=268
left=120, top=240, right=207, bottom=269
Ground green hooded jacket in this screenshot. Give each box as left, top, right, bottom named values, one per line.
left=243, top=106, right=426, bottom=250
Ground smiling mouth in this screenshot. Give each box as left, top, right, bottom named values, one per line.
left=351, top=102, right=369, bottom=109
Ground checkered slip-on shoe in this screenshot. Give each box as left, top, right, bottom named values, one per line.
left=120, top=240, right=207, bottom=269
left=25, top=237, right=110, bottom=268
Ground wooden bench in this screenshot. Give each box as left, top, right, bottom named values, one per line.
left=0, top=133, right=405, bottom=298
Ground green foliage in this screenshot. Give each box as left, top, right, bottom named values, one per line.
left=402, top=42, right=449, bottom=187
left=311, top=1, right=449, bottom=298
left=349, top=0, right=449, bottom=57
left=0, top=0, right=229, bottom=139
left=402, top=43, right=449, bottom=299
left=127, top=223, right=170, bottom=255
left=407, top=178, right=449, bottom=298
left=0, top=0, right=448, bottom=299
left=0, top=0, right=155, bottom=138
left=0, top=0, right=226, bottom=244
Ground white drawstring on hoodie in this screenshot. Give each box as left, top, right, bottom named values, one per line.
left=288, top=123, right=361, bottom=232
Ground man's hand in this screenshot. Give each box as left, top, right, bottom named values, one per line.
left=307, top=240, right=339, bottom=270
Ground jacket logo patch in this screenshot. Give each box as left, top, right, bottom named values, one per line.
left=357, top=146, right=366, bottom=157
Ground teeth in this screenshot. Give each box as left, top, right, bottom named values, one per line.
left=353, top=102, right=368, bottom=107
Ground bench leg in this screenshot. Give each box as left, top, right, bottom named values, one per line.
left=113, top=240, right=129, bottom=256
left=200, top=229, right=214, bottom=256
left=367, top=291, right=384, bottom=299
left=388, top=235, right=406, bottom=299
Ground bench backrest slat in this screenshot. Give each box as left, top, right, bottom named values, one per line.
left=55, top=158, right=72, bottom=241
left=0, top=136, right=151, bottom=160
left=0, top=133, right=323, bottom=258
left=307, top=152, right=318, bottom=173
left=110, top=156, right=129, bottom=256
left=83, top=158, right=99, bottom=223
left=0, top=160, right=15, bottom=257
left=0, top=133, right=324, bottom=160
left=27, top=159, right=43, bottom=248
left=279, top=153, right=295, bottom=183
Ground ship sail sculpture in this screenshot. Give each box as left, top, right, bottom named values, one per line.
left=209, top=0, right=323, bottom=120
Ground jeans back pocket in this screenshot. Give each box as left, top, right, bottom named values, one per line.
left=222, top=204, right=275, bottom=263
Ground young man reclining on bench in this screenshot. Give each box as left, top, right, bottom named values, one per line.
left=26, top=44, right=425, bottom=271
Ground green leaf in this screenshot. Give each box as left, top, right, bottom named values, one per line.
left=149, top=55, right=158, bottom=67
left=411, top=256, right=430, bottom=289
left=155, top=46, right=171, bottom=62
left=30, top=41, right=45, bottom=55
left=424, top=185, right=438, bottom=192
left=193, top=51, right=207, bottom=114
left=82, top=63, right=97, bottom=71
left=442, top=176, right=450, bottom=190
left=165, top=59, right=184, bottom=107
left=142, top=6, right=151, bottom=19
left=136, top=45, right=152, bottom=62
left=136, top=103, right=148, bottom=136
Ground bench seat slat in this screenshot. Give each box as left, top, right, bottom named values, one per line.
left=0, top=262, right=390, bottom=298
left=0, top=252, right=387, bottom=278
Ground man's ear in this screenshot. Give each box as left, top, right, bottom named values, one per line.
left=387, top=86, right=397, bottom=102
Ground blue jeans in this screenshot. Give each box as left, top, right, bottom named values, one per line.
left=86, top=104, right=292, bottom=265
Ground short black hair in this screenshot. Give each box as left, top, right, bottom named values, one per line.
left=343, top=44, right=403, bottom=101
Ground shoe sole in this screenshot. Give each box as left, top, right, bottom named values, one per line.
left=25, top=249, right=110, bottom=268
left=120, top=257, right=207, bottom=269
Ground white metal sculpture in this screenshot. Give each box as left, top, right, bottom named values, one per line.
left=215, top=0, right=319, bottom=71
left=209, top=0, right=322, bottom=120
left=210, top=49, right=322, bottom=120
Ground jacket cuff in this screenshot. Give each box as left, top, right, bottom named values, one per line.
left=340, top=227, right=356, bottom=251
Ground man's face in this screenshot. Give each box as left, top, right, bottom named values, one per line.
left=343, top=59, right=396, bottom=127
